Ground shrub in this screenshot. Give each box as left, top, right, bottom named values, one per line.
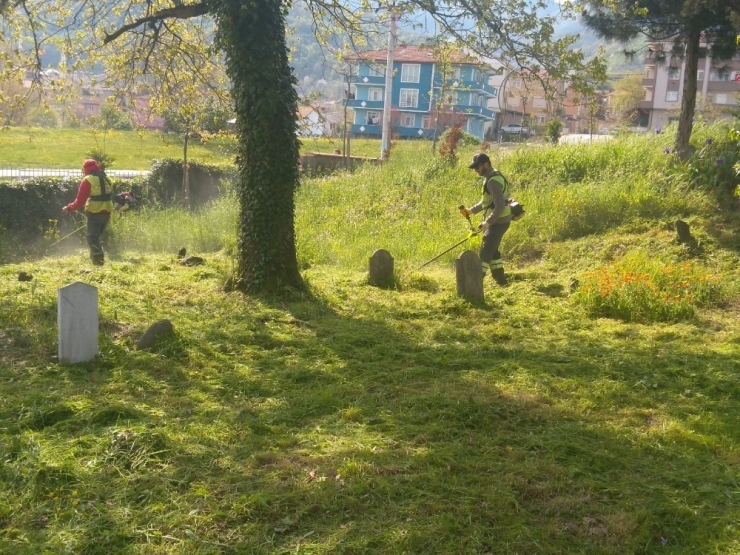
left=145, top=159, right=237, bottom=207
left=665, top=124, right=739, bottom=206
left=572, top=251, right=724, bottom=322
left=545, top=119, right=563, bottom=144
left=85, top=148, right=116, bottom=170
left=438, top=125, right=463, bottom=166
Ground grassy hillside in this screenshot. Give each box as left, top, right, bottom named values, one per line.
left=1, top=124, right=739, bottom=554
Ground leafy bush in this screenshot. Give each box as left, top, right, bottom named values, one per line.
left=85, top=148, right=116, bottom=170
left=545, top=119, right=563, bottom=144
left=439, top=127, right=480, bottom=147
left=145, top=158, right=237, bottom=207
left=438, top=125, right=463, bottom=166
left=665, top=124, right=739, bottom=206
left=572, top=251, right=724, bottom=322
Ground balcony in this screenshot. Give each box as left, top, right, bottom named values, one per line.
left=707, top=81, right=740, bottom=92
left=456, top=105, right=495, bottom=119
left=346, top=99, right=384, bottom=110
left=642, top=78, right=655, bottom=87
left=434, top=79, right=498, bottom=97
left=461, top=80, right=498, bottom=96
left=350, top=75, right=386, bottom=86
left=640, top=100, right=654, bottom=109
left=351, top=124, right=435, bottom=139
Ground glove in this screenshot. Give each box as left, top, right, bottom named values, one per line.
left=478, top=221, right=490, bottom=232
left=459, top=207, right=472, bottom=218
left=62, top=206, right=70, bottom=215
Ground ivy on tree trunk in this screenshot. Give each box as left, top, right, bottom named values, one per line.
left=210, top=0, right=303, bottom=294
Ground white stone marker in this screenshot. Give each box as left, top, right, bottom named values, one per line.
left=57, top=282, right=99, bottom=364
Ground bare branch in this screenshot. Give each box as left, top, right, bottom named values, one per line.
left=103, top=2, right=208, bottom=44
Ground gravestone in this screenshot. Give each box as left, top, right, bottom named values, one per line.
left=675, top=219, right=693, bottom=243
left=369, top=249, right=394, bottom=287
left=57, top=282, right=98, bottom=364
left=137, top=319, right=175, bottom=350
left=456, top=250, right=484, bottom=302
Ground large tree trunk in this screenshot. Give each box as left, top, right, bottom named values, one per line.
left=211, top=0, right=303, bottom=293
left=674, top=28, right=701, bottom=160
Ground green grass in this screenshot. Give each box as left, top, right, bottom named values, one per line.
left=2, top=129, right=740, bottom=554
left=0, top=127, right=432, bottom=169
left=0, top=127, right=238, bottom=169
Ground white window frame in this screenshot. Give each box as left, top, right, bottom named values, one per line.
left=421, top=115, right=432, bottom=129
left=400, top=113, right=415, bottom=127
left=536, top=115, right=546, bottom=124
left=718, top=70, right=731, bottom=82
left=697, top=70, right=704, bottom=81
left=399, top=88, right=419, bottom=108
left=512, top=79, right=522, bottom=89
left=491, top=87, right=498, bottom=99
left=665, top=90, right=678, bottom=102
left=368, top=87, right=383, bottom=102
left=401, top=64, right=420, bottom=83
left=368, top=64, right=385, bottom=77
left=365, top=110, right=381, bottom=125
left=533, top=96, right=546, bottom=108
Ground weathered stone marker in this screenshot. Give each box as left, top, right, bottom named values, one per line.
left=675, top=219, right=693, bottom=243
left=368, top=249, right=394, bottom=287
left=456, top=250, right=484, bottom=302
left=57, top=282, right=98, bottom=364
left=137, top=319, right=175, bottom=350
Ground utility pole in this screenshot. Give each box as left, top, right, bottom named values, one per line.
left=381, top=9, right=397, bottom=160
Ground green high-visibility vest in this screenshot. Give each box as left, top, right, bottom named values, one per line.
left=481, top=170, right=511, bottom=219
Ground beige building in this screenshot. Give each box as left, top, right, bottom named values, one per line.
left=641, top=43, right=740, bottom=129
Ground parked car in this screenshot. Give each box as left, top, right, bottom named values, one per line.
left=500, top=123, right=532, bottom=137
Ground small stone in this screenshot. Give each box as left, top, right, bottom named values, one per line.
left=179, top=256, right=205, bottom=267
left=136, top=319, right=174, bottom=350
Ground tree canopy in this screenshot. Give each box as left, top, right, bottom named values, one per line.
left=579, top=0, right=740, bottom=158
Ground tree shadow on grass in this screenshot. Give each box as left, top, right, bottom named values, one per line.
left=1, top=284, right=740, bottom=554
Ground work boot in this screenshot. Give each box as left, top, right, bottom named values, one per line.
left=491, top=267, right=508, bottom=286
left=91, top=255, right=105, bottom=266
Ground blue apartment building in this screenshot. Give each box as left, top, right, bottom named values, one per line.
left=345, top=45, right=498, bottom=140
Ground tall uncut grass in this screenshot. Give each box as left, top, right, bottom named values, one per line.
left=294, top=130, right=716, bottom=270
left=111, top=197, right=238, bottom=255
left=91, top=125, right=725, bottom=272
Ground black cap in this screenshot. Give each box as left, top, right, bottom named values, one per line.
left=468, top=153, right=490, bottom=169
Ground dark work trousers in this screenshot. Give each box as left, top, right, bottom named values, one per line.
left=479, top=222, right=510, bottom=272
left=86, top=211, right=111, bottom=264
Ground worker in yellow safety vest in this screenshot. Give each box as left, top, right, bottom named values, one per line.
left=62, top=159, right=114, bottom=266
left=460, top=153, right=512, bottom=286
